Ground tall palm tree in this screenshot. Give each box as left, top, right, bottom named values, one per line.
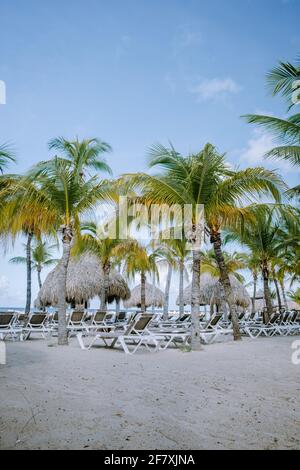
left=18, top=157, right=111, bottom=345
left=226, top=207, right=283, bottom=322
left=243, top=58, right=300, bottom=196
left=115, top=241, right=158, bottom=313
left=74, top=221, right=126, bottom=311
left=200, top=248, right=247, bottom=319
left=200, top=249, right=246, bottom=282
left=158, top=239, right=190, bottom=318
left=1, top=175, right=56, bottom=314
left=47, top=137, right=112, bottom=177
left=125, top=143, right=283, bottom=344
left=243, top=253, right=260, bottom=314
left=266, top=58, right=300, bottom=110
left=10, top=240, right=58, bottom=290
left=153, top=244, right=179, bottom=320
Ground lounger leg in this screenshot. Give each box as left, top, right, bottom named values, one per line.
left=76, top=333, right=86, bottom=350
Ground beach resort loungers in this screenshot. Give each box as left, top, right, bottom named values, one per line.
left=0, top=313, right=23, bottom=341
left=76, top=313, right=162, bottom=354
left=22, top=313, right=52, bottom=340
left=0, top=309, right=299, bottom=351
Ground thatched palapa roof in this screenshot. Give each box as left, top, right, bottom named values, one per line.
left=176, top=273, right=215, bottom=306
left=123, top=282, right=164, bottom=308
left=35, top=253, right=130, bottom=307
left=177, top=273, right=251, bottom=308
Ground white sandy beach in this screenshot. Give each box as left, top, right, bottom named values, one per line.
left=0, top=336, right=299, bottom=450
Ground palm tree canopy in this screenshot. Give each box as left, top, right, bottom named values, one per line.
left=123, top=143, right=284, bottom=236
left=48, top=137, right=112, bottom=176
left=266, top=58, right=300, bottom=109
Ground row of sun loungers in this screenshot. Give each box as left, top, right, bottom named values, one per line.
left=0, top=309, right=300, bottom=354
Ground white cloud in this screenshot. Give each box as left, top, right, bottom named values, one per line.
left=190, top=77, right=241, bottom=102
left=238, top=129, right=292, bottom=172
left=239, top=129, right=274, bottom=166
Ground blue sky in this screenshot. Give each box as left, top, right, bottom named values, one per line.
left=0, top=0, right=299, bottom=307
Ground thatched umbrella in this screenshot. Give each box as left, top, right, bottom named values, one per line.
left=176, top=273, right=215, bottom=306
left=208, top=275, right=251, bottom=309
left=35, top=253, right=130, bottom=308
left=177, top=273, right=251, bottom=309
left=123, top=282, right=164, bottom=309
left=106, top=272, right=131, bottom=304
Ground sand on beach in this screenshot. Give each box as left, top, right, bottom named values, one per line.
left=0, top=335, right=299, bottom=450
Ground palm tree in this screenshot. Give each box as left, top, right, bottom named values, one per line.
left=18, top=157, right=111, bottom=345
left=10, top=240, right=58, bottom=290
left=200, top=248, right=247, bottom=319
left=1, top=175, right=56, bottom=314
left=243, top=58, right=300, bottom=196
left=125, top=143, right=283, bottom=344
left=74, top=221, right=126, bottom=311
left=153, top=244, right=178, bottom=320
left=115, top=241, right=158, bottom=313
left=226, top=207, right=283, bottom=322
left=0, top=143, right=15, bottom=173
left=200, top=249, right=246, bottom=283
left=159, top=239, right=190, bottom=318
left=266, top=58, right=300, bottom=109
left=243, top=253, right=260, bottom=314
left=47, top=137, right=112, bottom=177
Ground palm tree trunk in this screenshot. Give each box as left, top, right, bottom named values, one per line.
left=251, top=273, right=257, bottom=314
left=262, top=263, right=273, bottom=323
left=116, top=298, right=120, bottom=314
left=179, top=259, right=184, bottom=317
left=25, top=231, right=33, bottom=315
left=151, top=271, right=156, bottom=314
left=211, top=231, right=241, bottom=341
left=141, top=271, right=146, bottom=313
left=163, top=264, right=172, bottom=320
left=190, top=247, right=202, bottom=350
left=37, top=266, right=42, bottom=290
left=280, top=279, right=288, bottom=311
left=100, top=262, right=110, bottom=311
left=57, top=227, right=72, bottom=346
left=273, top=276, right=282, bottom=310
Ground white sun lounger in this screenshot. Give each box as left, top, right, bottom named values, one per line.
left=22, top=313, right=52, bottom=340
left=244, top=313, right=281, bottom=339
left=77, top=313, right=162, bottom=354
left=0, top=313, right=23, bottom=341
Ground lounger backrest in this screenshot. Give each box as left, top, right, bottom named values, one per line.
left=290, top=311, right=298, bottom=322
left=104, top=313, right=115, bottom=323
left=0, top=313, right=14, bottom=327
left=178, top=314, right=189, bottom=323
left=205, top=314, right=222, bottom=329
left=116, top=312, right=126, bottom=322
left=269, top=313, right=280, bottom=324
left=129, top=314, right=153, bottom=334
left=94, top=311, right=106, bottom=323
left=283, top=312, right=290, bottom=322
left=29, top=313, right=47, bottom=326
left=70, top=311, right=84, bottom=323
